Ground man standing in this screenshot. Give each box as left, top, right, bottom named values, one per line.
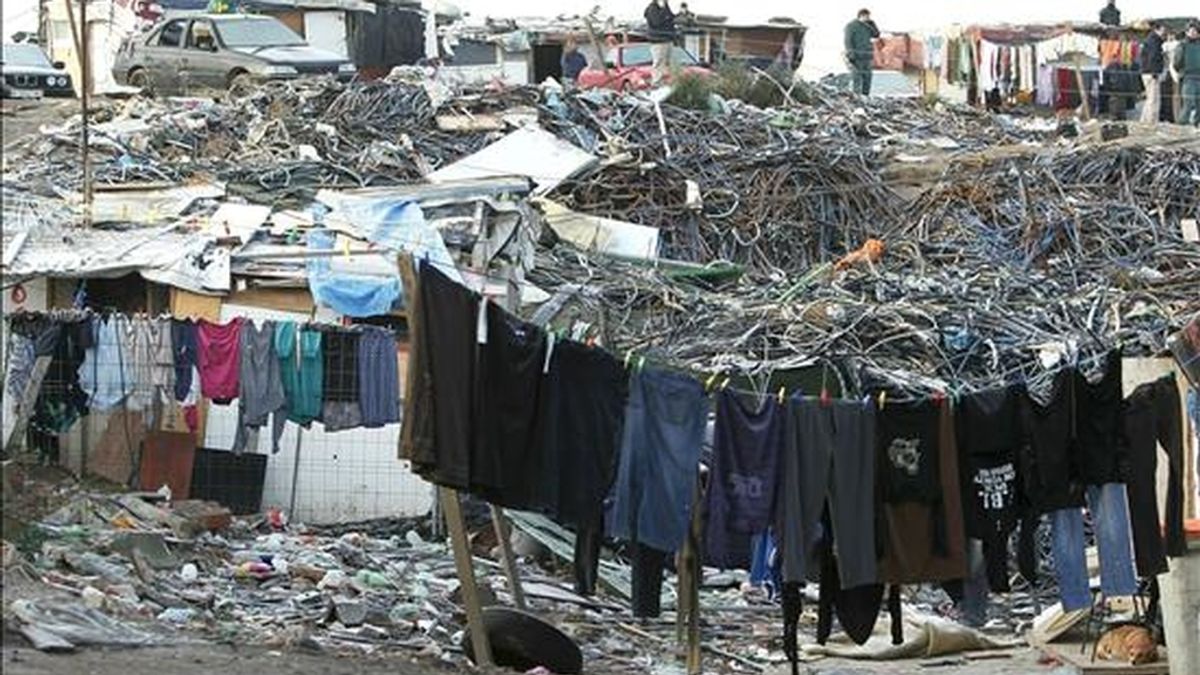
left=1099, top=1, right=1121, bottom=27
left=1175, top=22, right=1200, bottom=126
left=1140, top=23, right=1168, bottom=123
left=561, top=37, right=588, bottom=86
left=844, top=9, right=880, bottom=96
left=645, top=0, right=677, bottom=85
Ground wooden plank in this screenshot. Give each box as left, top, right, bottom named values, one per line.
left=490, top=504, right=527, bottom=610
left=18, top=624, right=76, bottom=653
left=4, top=356, right=52, bottom=454
left=440, top=487, right=493, bottom=667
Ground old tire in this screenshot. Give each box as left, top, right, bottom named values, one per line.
left=227, top=71, right=253, bottom=99
left=461, top=607, right=582, bottom=674
left=128, top=68, right=153, bottom=96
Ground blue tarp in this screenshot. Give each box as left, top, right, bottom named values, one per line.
left=306, top=228, right=402, bottom=318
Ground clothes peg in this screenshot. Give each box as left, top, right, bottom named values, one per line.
left=820, top=387, right=831, bottom=407
left=637, top=356, right=646, bottom=373
left=877, top=390, right=887, bottom=411
left=625, top=350, right=634, bottom=370
left=777, top=386, right=786, bottom=405
left=720, top=377, right=731, bottom=391
left=932, top=390, right=946, bottom=406
left=705, top=373, right=719, bottom=392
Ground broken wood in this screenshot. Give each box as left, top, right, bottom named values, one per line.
left=4, top=356, right=52, bottom=454
left=440, top=487, right=493, bottom=666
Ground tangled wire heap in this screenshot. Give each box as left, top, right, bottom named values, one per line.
left=3, top=77, right=1197, bottom=394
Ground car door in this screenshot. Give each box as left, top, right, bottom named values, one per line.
left=182, top=19, right=224, bottom=92
left=141, top=18, right=187, bottom=91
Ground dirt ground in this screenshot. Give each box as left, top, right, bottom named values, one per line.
left=1, top=98, right=74, bottom=149
left=0, top=638, right=1053, bottom=675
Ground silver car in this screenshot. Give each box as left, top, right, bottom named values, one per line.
left=112, top=14, right=356, bottom=94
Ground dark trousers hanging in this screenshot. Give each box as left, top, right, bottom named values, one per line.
left=1124, top=375, right=1185, bottom=577
left=573, top=516, right=604, bottom=596
left=815, top=509, right=901, bottom=646
left=631, top=542, right=669, bottom=618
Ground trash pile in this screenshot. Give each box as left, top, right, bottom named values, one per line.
left=3, top=481, right=1051, bottom=671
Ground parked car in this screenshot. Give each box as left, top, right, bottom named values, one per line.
left=577, top=43, right=711, bottom=91
left=2, top=43, right=73, bottom=99
left=112, top=14, right=355, bottom=94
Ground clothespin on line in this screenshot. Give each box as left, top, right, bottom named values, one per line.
left=777, top=386, right=786, bottom=404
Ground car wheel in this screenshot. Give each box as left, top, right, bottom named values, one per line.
left=227, top=71, right=253, bottom=99
left=128, top=68, right=153, bottom=96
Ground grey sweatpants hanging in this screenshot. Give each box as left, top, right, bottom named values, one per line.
left=777, top=398, right=877, bottom=589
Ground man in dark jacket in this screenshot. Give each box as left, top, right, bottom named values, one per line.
left=1099, top=1, right=1121, bottom=27
left=561, top=37, right=588, bottom=86
left=1175, top=23, right=1200, bottom=125
left=645, top=0, right=676, bottom=84
left=844, top=9, right=880, bottom=95
left=1140, top=23, right=1168, bottom=123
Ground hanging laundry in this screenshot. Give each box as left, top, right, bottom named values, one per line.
left=470, top=302, right=547, bottom=509
left=124, top=317, right=174, bottom=420
left=5, top=332, right=36, bottom=402
left=776, top=398, right=877, bottom=590
left=171, top=319, right=198, bottom=403
left=417, top=260, right=479, bottom=490
left=703, top=390, right=784, bottom=570
left=812, top=508, right=895, bottom=647
left=1124, top=374, right=1186, bottom=577
left=1019, top=369, right=1084, bottom=514
left=357, top=328, right=401, bottom=429
left=397, top=254, right=436, bottom=470
left=197, top=318, right=242, bottom=403
left=320, top=327, right=362, bottom=432
left=877, top=398, right=967, bottom=584
left=1051, top=483, right=1138, bottom=611
left=608, top=367, right=705, bottom=554
left=1074, top=350, right=1124, bottom=486
left=535, top=338, right=629, bottom=597
left=276, top=321, right=323, bottom=426
left=80, top=315, right=132, bottom=411
left=956, top=384, right=1024, bottom=592
left=232, top=320, right=286, bottom=454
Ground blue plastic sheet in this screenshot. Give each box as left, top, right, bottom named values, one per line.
left=306, top=228, right=401, bottom=318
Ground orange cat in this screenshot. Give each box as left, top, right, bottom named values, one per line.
left=1095, top=625, right=1158, bottom=665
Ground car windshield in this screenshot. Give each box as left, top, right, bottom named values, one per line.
left=213, top=17, right=305, bottom=48
left=611, top=44, right=698, bottom=67
left=2, top=44, right=52, bottom=67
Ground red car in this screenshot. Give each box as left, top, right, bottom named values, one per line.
left=577, top=43, right=711, bottom=91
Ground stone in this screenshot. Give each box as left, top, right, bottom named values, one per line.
left=334, top=598, right=367, bottom=627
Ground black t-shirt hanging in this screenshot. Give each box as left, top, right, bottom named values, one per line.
left=1074, top=350, right=1124, bottom=486
left=321, top=328, right=361, bottom=402
left=876, top=397, right=947, bottom=556
left=876, top=399, right=942, bottom=505
left=956, top=384, right=1024, bottom=592
left=1019, top=369, right=1084, bottom=513
left=534, top=339, right=629, bottom=526
left=419, top=262, right=479, bottom=491
left=471, top=302, right=547, bottom=508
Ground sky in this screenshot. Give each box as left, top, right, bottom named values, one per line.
left=5, top=0, right=1195, bottom=75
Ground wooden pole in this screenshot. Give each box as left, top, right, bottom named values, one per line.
left=78, top=0, right=93, bottom=226
left=1073, top=55, right=1091, bottom=121
left=440, top=487, right=494, bottom=666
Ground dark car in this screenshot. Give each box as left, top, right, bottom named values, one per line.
left=2, top=43, right=74, bottom=98
left=112, top=14, right=356, bottom=94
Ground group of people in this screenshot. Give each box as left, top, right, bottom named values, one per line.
left=1141, top=20, right=1200, bottom=126
left=845, top=4, right=1199, bottom=124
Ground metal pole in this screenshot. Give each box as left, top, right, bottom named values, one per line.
left=287, top=425, right=304, bottom=517
left=79, top=0, right=93, bottom=227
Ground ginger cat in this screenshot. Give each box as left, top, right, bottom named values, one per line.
left=1095, top=625, right=1158, bottom=665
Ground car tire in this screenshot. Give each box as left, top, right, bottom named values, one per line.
left=461, top=607, right=582, bottom=674
left=128, top=68, right=153, bottom=96
left=227, top=71, right=253, bottom=99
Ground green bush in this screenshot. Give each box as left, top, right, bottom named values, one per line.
left=667, top=71, right=714, bottom=110
left=711, top=61, right=793, bottom=109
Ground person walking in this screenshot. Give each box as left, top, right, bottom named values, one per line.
left=1140, top=23, right=1168, bottom=123
left=561, top=37, right=588, bottom=86
left=844, top=9, right=880, bottom=96
left=1099, top=1, right=1121, bottom=27
left=644, top=0, right=677, bottom=85
left=1175, top=22, right=1200, bottom=126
